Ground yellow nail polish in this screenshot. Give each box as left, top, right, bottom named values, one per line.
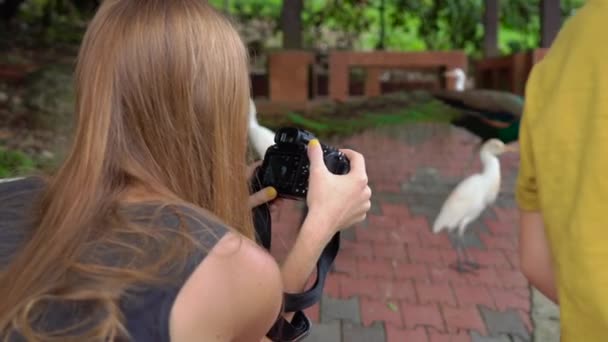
left=266, top=187, right=277, bottom=199
left=309, top=139, right=320, bottom=147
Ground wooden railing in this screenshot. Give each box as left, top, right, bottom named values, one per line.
left=257, top=50, right=470, bottom=114
left=0, top=49, right=551, bottom=117
left=475, top=48, right=549, bottom=95
left=327, top=51, right=468, bottom=101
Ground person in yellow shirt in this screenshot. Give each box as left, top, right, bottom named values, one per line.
left=517, top=1, right=608, bottom=340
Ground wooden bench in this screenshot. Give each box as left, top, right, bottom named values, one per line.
left=327, top=51, right=468, bottom=101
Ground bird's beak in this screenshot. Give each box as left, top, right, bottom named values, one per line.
left=503, top=145, right=519, bottom=153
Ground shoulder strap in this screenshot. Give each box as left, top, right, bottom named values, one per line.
left=283, top=230, right=340, bottom=312
left=252, top=202, right=340, bottom=311
left=251, top=173, right=340, bottom=341
left=265, top=309, right=311, bottom=342
left=253, top=201, right=272, bottom=250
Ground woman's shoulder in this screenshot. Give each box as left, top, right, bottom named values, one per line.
left=123, top=202, right=283, bottom=340
left=170, top=230, right=283, bottom=342
left=0, top=177, right=46, bottom=266
left=0, top=176, right=46, bottom=201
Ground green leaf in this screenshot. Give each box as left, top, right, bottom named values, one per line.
left=387, top=301, right=398, bottom=312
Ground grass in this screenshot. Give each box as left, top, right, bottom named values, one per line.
left=0, top=147, right=36, bottom=178
left=260, top=91, right=461, bottom=139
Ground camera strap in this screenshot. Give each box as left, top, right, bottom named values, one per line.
left=251, top=177, right=340, bottom=341
left=283, top=210, right=341, bottom=312
left=253, top=203, right=340, bottom=311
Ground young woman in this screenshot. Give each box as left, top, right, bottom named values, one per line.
left=517, top=1, right=608, bottom=340
left=0, top=1, right=371, bottom=341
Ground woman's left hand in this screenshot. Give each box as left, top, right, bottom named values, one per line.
left=247, top=161, right=280, bottom=209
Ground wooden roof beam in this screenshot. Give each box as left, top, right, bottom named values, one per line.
left=483, top=0, right=500, bottom=57
left=540, top=0, right=562, bottom=47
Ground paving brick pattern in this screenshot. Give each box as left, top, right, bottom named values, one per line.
left=269, top=124, right=531, bottom=341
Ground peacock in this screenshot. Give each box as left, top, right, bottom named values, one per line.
left=433, top=68, right=523, bottom=146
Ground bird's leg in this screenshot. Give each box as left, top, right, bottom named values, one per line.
left=449, top=233, right=474, bottom=274
left=462, top=245, right=482, bottom=270
left=455, top=228, right=483, bottom=270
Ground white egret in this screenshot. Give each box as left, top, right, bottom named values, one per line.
left=445, top=68, right=468, bottom=91
left=248, top=98, right=276, bottom=160
left=432, top=138, right=516, bottom=273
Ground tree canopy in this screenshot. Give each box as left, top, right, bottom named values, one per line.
left=1, top=0, right=586, bottom=58
left=210, top=0, right=585, bottom=57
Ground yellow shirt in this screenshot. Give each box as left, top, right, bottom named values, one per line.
left=516, top=1, right=608, bottom=340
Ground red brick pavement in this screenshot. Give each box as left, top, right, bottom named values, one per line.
left=269, top=125, right=530, bottom=341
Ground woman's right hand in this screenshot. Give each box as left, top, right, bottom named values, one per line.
left=305, top=139, right=372, bottom=236
left=278, top=139, right=371, bottom=305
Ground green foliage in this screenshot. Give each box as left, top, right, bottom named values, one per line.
left=209, top=0, right=282, bottom=21
left=261, top=91, right=462, bottom=139
left=22, top=63, right=75, bottom=132
left=389, top=0, right=483, bottom=56
left=3, top=0, right=589, bottom=59
left=0, top=148, right=35, bottom=178
left=10, top=0, right=90, bottom=47
left=285, top=102, right=454, bottom=137
left=211, top=0, right=586, bottom=56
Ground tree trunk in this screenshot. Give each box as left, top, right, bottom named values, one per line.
left=0, top=0, right=26, bottom=22
left=376, top=0, right=386, bottom=50
left=42, top=0, right=55, bottom=29
left=280, top=0, right=303, bottom=49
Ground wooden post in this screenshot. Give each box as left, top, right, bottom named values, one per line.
left=268, top=51, right=314, bottom=103
left=364, top=68, right=382, bottom=97
left=483, top=0, right=500, bottom=57
left=540, top=0, right=561, bottom=47
left=328, top=52, right=349, bottom=102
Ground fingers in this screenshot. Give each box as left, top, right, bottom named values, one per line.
left=356, top=198, right=372, bottom=217
left=246, top=160, right=263, bottom=178
left=357, top=213, right=368, bottom=223
left=339, top=190, right=373, bottom=230
left=248, top=186, right=278, bottom=209
left=339, top=149, right=367, bottom=175
left=342, top=149, right=369, bottom=189
left=363, top=185, right=372, bottom=197
left=351, top=190, right=372, bottom=226
left=307, top=139, right=327, bottom=173
left=363, top=198, right=372, bottom=212
left=343, top=213, right=368, bottom=231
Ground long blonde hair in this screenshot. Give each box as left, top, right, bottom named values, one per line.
left=0, top=0, right=253, bottom=340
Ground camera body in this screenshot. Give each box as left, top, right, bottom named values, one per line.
left=256, top=127, right=350, bottom=200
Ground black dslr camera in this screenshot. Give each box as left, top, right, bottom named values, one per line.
left=256, top=127, right=350, bottom=200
